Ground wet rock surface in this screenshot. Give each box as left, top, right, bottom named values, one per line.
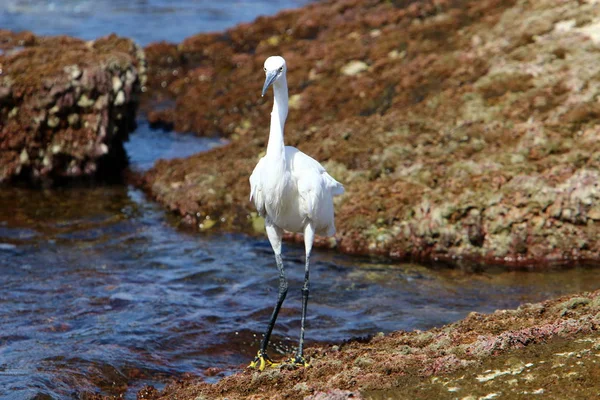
left=0, top=31, right=146, bottom=183
left=1, top=1, right=598, bottom=398
left=141, top=0, right=600, bottom=266
left=127, top=289, right=600, bottom=400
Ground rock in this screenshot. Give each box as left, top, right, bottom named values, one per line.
left=0, top=31, right=147, bottom=183
left=576, top=20, right=600, bottom=45
left=140, top=0, right=600, bottom=266
left=46, top=115, right=60, bottom=128
left=112, top=75, right=123, bottom=93
left=288, top=93, right=303, bottom=110
left=77, top=94, right=95, bottom=108
left=306, top=389, right=363, bottom=400
left=64, top=64, right=82, bottom=80
left=340, top=60, right=368, bottom=76
left=67, top=113, right=80, bottom=127
left=588, top=207, right=600, bottom=220
left=0, top=85, right=11, bottom=102
left=136, top=289, right=600, bottom=399
left=114, top=90, right=125, bottom=106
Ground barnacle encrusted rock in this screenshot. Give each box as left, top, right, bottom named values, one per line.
left=141, top=0, right=600, bottom=266
left=0, top=31, right=146, bottom=183
left=134, top=289, right=600, bottom=399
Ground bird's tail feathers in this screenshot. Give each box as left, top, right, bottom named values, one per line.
left=331, top=183, right=345, bottom=197
left=324, top=173, right=345, bottom=197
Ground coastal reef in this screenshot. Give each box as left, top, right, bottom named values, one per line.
left=133, top=288, right=600, bottom=399
left=141, top=0, right=600, bottom=266
left=0, top=31, right=146, bottom=183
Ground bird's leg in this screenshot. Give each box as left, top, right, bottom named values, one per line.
left=249, top=222, right=287, bottom=371
left=294, top=222, right=314, bottom=367
left=250, top=253, right=287, bottom=370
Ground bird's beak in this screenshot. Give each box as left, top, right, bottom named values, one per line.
left=262, top=70, right=277, bottom=97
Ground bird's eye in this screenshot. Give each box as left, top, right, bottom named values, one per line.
left=279, top=67, right=283, bottom=72
left=264, top=67, right=267, bottom=72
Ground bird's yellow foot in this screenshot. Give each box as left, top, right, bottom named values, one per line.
left=248, top=351, right=279, bottom=371
left=291, top=355, right=309, bottom=368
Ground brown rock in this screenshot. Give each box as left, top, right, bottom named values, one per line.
left=140, top=0, right=600, bottom=266
left=135, top=289, right=600, bottom=399
left=0, top=31, right=146, bottom=183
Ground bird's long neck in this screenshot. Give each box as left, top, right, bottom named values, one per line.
left=266, top=77, right=288, bottom=160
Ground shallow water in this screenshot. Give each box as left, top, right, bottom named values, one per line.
left=1, top=125, right=599, bottom=399
left=2, top=178, right=599, bottom=399
left=1, top=1, right=599, bottom=399
left=0, top=0, right=310, bottom=45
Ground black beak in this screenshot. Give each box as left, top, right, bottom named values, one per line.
left=262, top=70, right=278, bottom=97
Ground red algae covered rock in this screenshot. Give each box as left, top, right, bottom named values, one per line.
left=129, top=289, right=600, bottom=399
left=0, top=31, right=146, bottom=183
left=141, top=0, right=600, bottom=266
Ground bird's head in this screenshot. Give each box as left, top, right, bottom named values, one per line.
left=262, top=56, right=287, bottom=97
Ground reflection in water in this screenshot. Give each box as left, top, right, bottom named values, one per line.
left=0, top=183, right=598, bottom=399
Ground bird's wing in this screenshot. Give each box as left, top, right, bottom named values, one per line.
left=296, top=169, right=321, bottom=220
left=249, top=157, right=266, bottom=216
left=287, top=147, right=345, bottom=197
left=288, top=147, right=344, bottom=221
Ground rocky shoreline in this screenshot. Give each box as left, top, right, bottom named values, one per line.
left=2, top=0, right=598, bottom=263
left=139, top=0, right=600, bottom=266
left=133, top=0, right=600, bottom=397
left=1, top=0, right=599, bottom=398
left=0, top=31, right=145, bottom=184
left=128, top=288, right=600, bottom=399
left=131, top=0, right=600, bottom=394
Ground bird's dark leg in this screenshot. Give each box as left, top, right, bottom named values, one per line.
left=256, top=253, right=287, bottom=361
left=249, top=222, right=287, bottom=370
left=294, top=222, right=314, bottom=366
left=293, top=254, right=310, bottom=365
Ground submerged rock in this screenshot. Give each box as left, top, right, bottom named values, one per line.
left=141, top=0, right=600, bottom=266
left=0, top=31, right=146, bottom=183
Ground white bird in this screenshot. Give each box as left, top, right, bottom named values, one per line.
left=248, top=56, right=344, bottom=370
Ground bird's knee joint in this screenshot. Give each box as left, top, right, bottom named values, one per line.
left=279, top=283, right=288, bottom=296
left=301, top=287, right=309, bottom=296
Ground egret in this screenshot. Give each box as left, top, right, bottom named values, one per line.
left=248, top=56, right=345, bottom=370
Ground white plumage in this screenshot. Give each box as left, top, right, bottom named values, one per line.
left=248, top=55, right=344, bottom=370
left=250, top=146, right=344, bottom=236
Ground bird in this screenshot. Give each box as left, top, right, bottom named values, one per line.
left=248, top=56, right=345, bottom=370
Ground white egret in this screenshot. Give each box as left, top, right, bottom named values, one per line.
left=248, top=56, right=344, bottom=370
